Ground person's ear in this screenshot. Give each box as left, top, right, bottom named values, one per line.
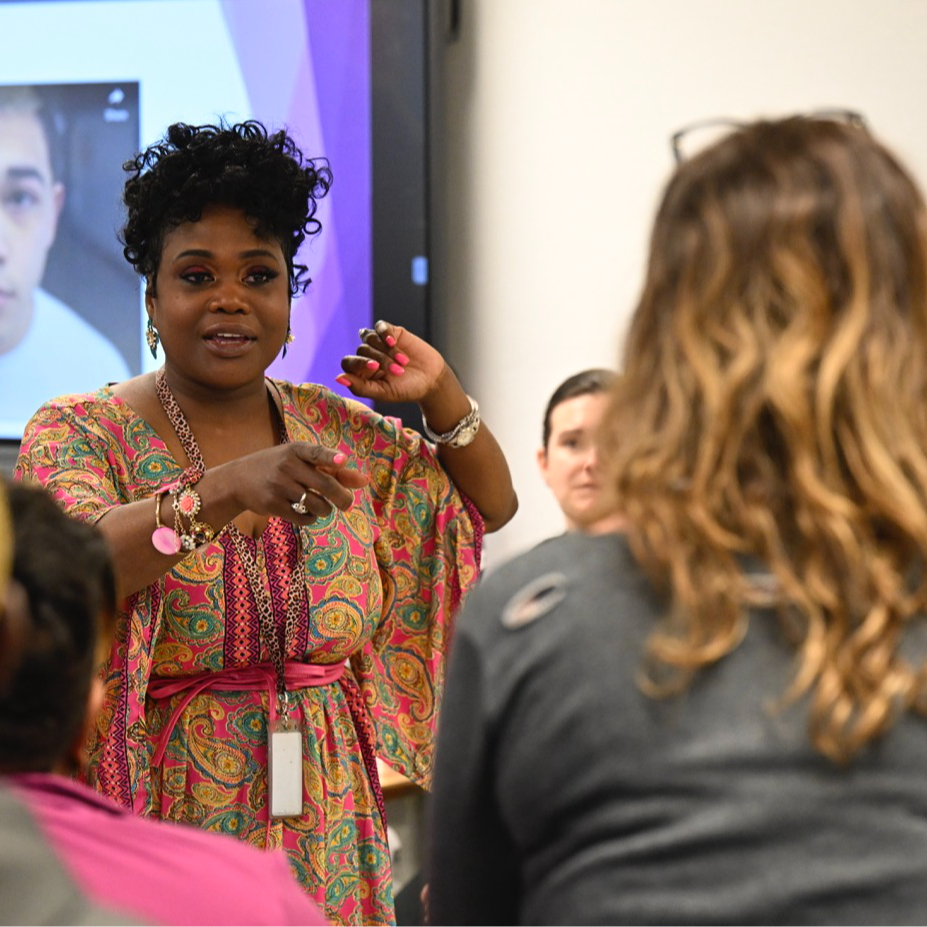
left=86, top=673, right=104, bottom=726
left=50, top=182, right=65, bottom=236
left=536, top=446, right=551, bottom=487
left=145, top=281, right=157, bottom=314
left=0, top=581, right=29, bottom=694
left=65, top=674, right=104, bottom=777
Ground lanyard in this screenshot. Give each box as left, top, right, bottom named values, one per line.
left=154, top=368, right=302, bottom=709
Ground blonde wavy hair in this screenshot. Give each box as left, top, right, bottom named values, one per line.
left=601, top=116, right=927, bottom=763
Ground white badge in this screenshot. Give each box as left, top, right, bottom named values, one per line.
left=269, top=723, right=303, bottom=818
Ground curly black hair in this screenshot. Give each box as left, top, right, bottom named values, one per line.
left=121, top=119, right=332, bottom=297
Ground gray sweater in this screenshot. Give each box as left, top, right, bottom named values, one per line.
left=428, top=532, right=927, bottom=925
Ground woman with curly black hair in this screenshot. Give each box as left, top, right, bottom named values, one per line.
left=15, top=119, right=517, bottom=926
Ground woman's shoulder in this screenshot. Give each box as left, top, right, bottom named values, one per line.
left=462, top=532, right=644, bottom=634
left=487, top=531, right=635, bottom=590
left=19, top=386, right=157, bottom=472
left=450, top=533, right=655, bottom=704
left=272, top=378, right=340, bottom=406
left=25, top=385, right=138, bottom=429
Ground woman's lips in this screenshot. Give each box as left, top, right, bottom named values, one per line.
left=203, top=332, right=256, bottom=356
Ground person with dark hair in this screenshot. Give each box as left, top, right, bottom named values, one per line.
left=15, top=119, right=516, bottom=926
left=0, top=84, right=129, bottom=432
left=0, top=479, right=13, bottom=685
left=428, top=112, right=927, bottom=925
left=0, top=479, right=327, bottom=925
left=537, top=368, right=623, bottom=533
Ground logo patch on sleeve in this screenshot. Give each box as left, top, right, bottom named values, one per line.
left=500, top=572, right=568, bottom=630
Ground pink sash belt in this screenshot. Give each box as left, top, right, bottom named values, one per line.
left=148, top=660, right=346, bottom=766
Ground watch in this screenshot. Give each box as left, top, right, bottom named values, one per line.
left=422, top=395, right=481, bottom=448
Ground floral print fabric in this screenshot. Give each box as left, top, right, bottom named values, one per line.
left=15, top=380, right=482, bottom=926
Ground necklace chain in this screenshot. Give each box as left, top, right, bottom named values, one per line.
left=155, top=369, right=206, bottom=481
left=154, top=368, right=304, bottom=701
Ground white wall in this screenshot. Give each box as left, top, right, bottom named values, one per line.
left=436, top=0, right=927, bottom=569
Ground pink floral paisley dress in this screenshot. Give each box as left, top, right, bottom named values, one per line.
left=15, top=379, right=483, bottom=926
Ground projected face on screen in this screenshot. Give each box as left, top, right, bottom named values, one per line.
left=0, top=90, right=64, bottom=354
left=0, top=0, right=373, bottom=442
left=0, top=81, right=137, bottom=438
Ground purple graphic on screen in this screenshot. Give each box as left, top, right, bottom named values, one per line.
left=219, top=0, right=372, bottom=392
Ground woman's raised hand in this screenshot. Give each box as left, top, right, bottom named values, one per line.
left=334, top=318, right=518, bottom=534
left=335, top=320, right=447, bottom=404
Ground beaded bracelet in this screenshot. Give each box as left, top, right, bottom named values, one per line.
left=150, top=485, right=216, bottom=555
left=172, top=486, right=216, bottom=551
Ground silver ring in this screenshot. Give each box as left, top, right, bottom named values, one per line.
left=291, top=490, right=309, bottom=515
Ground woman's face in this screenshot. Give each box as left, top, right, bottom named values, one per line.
left=146, top=203, right=290, bottom=393
left=537, top=391, right=611, bottom=531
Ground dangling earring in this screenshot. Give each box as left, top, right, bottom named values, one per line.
left=146, top=318, right=160, bottom=359
left=282, top=325, right=295, bottom=359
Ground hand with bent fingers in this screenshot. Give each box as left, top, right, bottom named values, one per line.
left=97, top=443, right=370, bottom=602
left=336, top=320, right=447, bottom=404
left=225, top=442, right=369, bottom=524
left=333, top=317, right=518, bottom=534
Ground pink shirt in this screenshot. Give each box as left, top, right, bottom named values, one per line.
left=8, top=773, right=327, bottom=926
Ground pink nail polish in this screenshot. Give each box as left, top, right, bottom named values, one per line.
left=395, top=352, right=410, bottom=365
left=389, top=363, right=404, bottom=376
left=366, top=359, right=379, bottom=370
left=335, top=374, right=351, bottom=387
left=385, top=335, right=396, bottom=347
left=333, top=452, right=347, bottom=465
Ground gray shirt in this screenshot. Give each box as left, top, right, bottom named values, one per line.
left=428, top=532, right=927, bottom=925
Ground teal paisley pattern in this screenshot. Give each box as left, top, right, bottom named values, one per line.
left=15, top=381, right=482, bottom=926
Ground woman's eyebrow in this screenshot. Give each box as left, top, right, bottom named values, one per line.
left=170, top=248, right=281, bottom=262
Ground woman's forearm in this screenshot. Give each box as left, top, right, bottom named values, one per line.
left=418, top=369, right=518, bottom=534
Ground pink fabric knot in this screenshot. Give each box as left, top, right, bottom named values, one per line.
left=148, top=660, right=346, bottom=766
